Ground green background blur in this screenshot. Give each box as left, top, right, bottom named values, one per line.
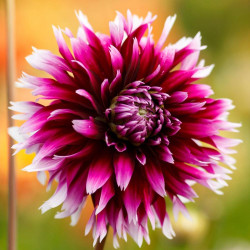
left=0, top=0, right=250, bottom=249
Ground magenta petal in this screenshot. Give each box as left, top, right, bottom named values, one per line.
left=53, top=26, right=74, bottom=62
left=16, top=72, right=54, bottom=89
left=19, top=106, right=52, bottom=133
left=180, top=32, right=201, bottom=70
left=172, top=196, right=191, bottom=221
left=180, top=119, right=218, bottom=138
left=32, top=84, right=84, bottom=105
left=114, top=151, right=135, bottom=190
left=71, top=38, right=100, bottom=74
left=86, top=152, right=112, bottom=194
left=55, top=170, right=88, bottom=220
left=135, top=149, right=146, bottom=165
left=85, top=209, right=96, bottom=236
left=48, top=108, right=88, bottom=120
left=94, top=211, right=108, bottom=245
left=116, top=209, right=125, bottom=238
left=72, top=118, right=104, bottom=139
left=96, top=180, right=115, bottom=214
left=23, top=158, right=64, bottom=172
left=76, top=89, right=100, bottom=112
left=145, top=160, right=166, bottom=197
left=161, top=70, right=195, bottom=92
left=101, top=79, right=110, bottom=107
left=159, top=46, right=175, bottom=73
left=144, top=65, right=161, bottom=83
left=10, top=101, right=43, bottom=114
left=156, top=15, right=176, bottom=50
left=109, top=70, right=123, bottom=96
left=39, top=182, right=67, bottom=213
left=53, top=141, right=96, bottom=160
left=155, top=145, right=174, bottom=164
left=109, top=20, right=124, bottom=47
left=153, top=196, right=166, bottom=226
left=153, top=196, right=175, bottom=239
left=33, top=132, right=80, bottom=162
left=162, top=212, right=175, bottom=239
left=75, top=11, right=93, bottom=31
left=175, top=162, right=213, bottom=180
left=143, top=189, right=155, bottom=229
left=123, top=181, right=141, bottom=223
left=109, top=45, right=124, bottom=73
left=166, top=91, right=188, bottom=104
left=115, top=142, right=127, bottom=152
left=168, top=102, right=205, bottom=115
left=26, top=49, right=73, bottom=85
left=184, top=83, right=214, bottom=99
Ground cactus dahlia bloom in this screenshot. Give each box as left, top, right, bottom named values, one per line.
left=10, top=10, right=241, bottom=248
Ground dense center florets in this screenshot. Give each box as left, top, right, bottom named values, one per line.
left=107, top=81, right=169, bottom=145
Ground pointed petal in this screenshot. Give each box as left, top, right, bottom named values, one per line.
left=72, top=118, right=104, bottom=139
left=123, top=178, right=141, bottom=223
left=96, top=180, right=115, bottom=214
left=114, top=151, right=135, bottom=190
left=39, top=182, right=67, bottom=213
left=86, top=152, right=113, bottom=194
left=172, top=196, right=191, bottom=221
left=156, top=15, right=176, bottom=50
left=155, top=145, right=174, bottom=164
left=145, top=160, right=166, bottom=196
left=53, top=26, right=74, bottom=62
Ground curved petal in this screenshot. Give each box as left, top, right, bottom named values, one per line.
left=72, top=118, right=105, bottom=139
left=114, top=150, right=135, bottom=190
left=144, top=160, right=166, bottom=197
left=96, top=180, right=115, bottom=214
left=86, top=151, right=113, bottom=194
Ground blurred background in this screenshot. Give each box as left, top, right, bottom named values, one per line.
left=0, top=0, right=250, bottom=249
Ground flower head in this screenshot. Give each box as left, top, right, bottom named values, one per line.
left=11, top=10, right=241, bottom=248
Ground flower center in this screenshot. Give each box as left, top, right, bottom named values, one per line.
left=107, top=81, right=169, bottom=146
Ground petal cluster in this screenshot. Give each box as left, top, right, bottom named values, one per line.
left=11, top=10, right=241, bottom=248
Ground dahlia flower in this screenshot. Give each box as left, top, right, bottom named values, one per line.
left=10, top=10, right=241, bottom=248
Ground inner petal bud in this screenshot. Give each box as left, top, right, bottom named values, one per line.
left=107, top=81, right=168, bottom=145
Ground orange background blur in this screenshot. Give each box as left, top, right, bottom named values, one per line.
left=1, top=0, right=250, bottom=249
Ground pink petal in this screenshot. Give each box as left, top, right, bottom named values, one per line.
left=155, top=145, right=174, bottom=164
left=183, top=84, right=214, bottom=99
left=109, top=70, right=123, bottom=97
left=144, top=160, right=166, bottom=197
left=39, top=182, right=67, bottom=213
left=96, top=180, right=115, bottom=214
left=109, top=45, right=124, bottom=73
left=166, top=91, right=188, bottom=104
left=101, top=79, right=110, bottom=107
left=172, top=196, right=191, bottom=221
left=156, top=15, right=176, bottom=50
left=72, top=118, right=104, bottom=139
left=76, top=89, right=100, bottom=112
left=123, top=179, right=141, bottom=223
left=168, top=102, right=206, bottom=115
left=85, top=209, right=96, bottom=235
left=53, top=26, right=74, bottom=62
left=143, top=189, right=155, bottom=229
left=180, top=32, right=201, bottom=70
left=135, top=149, right=146, bottom=165
left=86, top=152, right=112, bottom=194
left=109, top=20, right=124, bottom=48
left=114, top=151, right=135, bottom=190
left=93, top=211, right=108, bottom=245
